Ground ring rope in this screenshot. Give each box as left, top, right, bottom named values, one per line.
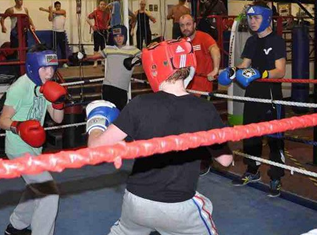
left=60, top=77, right=317, bottom=86
left=234, top=150, right=317, bottom=178
left=58, top=77, right=317, bottom=87
left=0, top=78, right=146, bottom=92
left=258, top=78, right=316, bottom=84
left=284, top=149, right=317, bottom=188
left=130, top=77, right=149, bottom=84
left=38, top=122, right=86, bottom=131
left=129, top=79, right=317, bottom=109
left=132, top=77, right=317, bottom=84
left=1, top=121, right=315, bottom=149
left=60, top=78, right=104, bottom=86
left=187, top=90, right=317, bottom=109
left=0, top=113, right=317, bottom=179
left=0, top=122, right=86, bottom=137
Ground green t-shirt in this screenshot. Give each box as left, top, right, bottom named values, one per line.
left=5, top=74, right=49, bottom=156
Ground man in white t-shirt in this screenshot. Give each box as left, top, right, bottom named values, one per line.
left=40, top=1, right=67, bottom=66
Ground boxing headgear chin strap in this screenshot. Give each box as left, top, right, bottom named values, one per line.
left=246, top=5, right=272, bottom=33
left=142, top=39, right=197, bottom=92
left=26, top=50, right=58, bottom=86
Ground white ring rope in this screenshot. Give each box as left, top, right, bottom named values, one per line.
left=234, top=150, right=317, bottom=178
left=60, top=78, right=104, bottom=86
left=130, top=77, right=149, bottom=84
left=128, top=80, right=317, bottom=109
left=1, top=76, right=314, bottom=109
left=58, top=77, right=145, bottom=87
left=0, top=122, right=86, bottom=137
left=187, top=89, right=317, bottom=109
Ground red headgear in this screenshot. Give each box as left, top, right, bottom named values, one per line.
left=142, top=39, right=197, bottom=92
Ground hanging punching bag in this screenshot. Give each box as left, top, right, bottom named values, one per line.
left=291, top=25, right=310, bottom=114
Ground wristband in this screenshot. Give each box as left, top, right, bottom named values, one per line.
left=86, top=116, right=107, bottom=134
left=262, top=70, right=269, bottom=78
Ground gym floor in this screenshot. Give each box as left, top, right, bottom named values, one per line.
left=0, top=160, right=316, bottom=235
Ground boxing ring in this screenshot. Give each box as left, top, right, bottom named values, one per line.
left=0, top=7, right=317, bottom=235
left=0, top=70, right=316, bottom=234
left=0, top=104, right=317, bottom=234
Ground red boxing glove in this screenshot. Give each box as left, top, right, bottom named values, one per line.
left=40, top=81, right=67, bottom=110
left=10, top=120, right=46, bottom=147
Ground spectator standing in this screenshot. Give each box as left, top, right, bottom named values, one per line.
left=217, top=1, right=286, bottom=197
left=86, top=0, right=111, bottom=67
left=179, top=14, right=220, bottom=93
left=39, top=1, right=68, bottom=67
left=230, top=2, right=286, bottom=198
left=180, top=14, right=221, bottom=175
left=133, top=0, right=156, bottom=49
left=1, top=0, right=35, bottom=54
left=167, top=0, right=190, bottom=39
left=197, top=0, right=227, bottom=40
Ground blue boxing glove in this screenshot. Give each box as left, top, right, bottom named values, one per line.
left=236, top=68, right=262, bottom=88
left=86, top=100, right=120, bottom=134
left=218, top=67, right=237, bottom=86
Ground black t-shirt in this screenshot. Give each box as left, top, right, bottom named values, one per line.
left=114, top=91, right=226, bottom=202
left=241, top=32, right=286, bottom=99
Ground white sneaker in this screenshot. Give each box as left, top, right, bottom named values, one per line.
left=62, top=63, right=68, bottom=68
left=93, top=61, right=98, bottom=67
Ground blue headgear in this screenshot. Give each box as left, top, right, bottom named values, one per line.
left=110, top=25, right=128, bottom=46
left=246, top=5, right=272, bottom=33
left=26, top=50, right=58, bottom=86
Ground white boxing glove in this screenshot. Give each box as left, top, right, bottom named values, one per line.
left=86, top=100, right=120, bottom=134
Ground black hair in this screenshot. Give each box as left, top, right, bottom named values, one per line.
left=54, top=1, right=61, bottom=7
left=28, top=44, right=49, bottom=53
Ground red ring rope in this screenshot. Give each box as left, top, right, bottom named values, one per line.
left=257, top=78, right=315, bottom=83
left=0, top=113, right=317, bottom=179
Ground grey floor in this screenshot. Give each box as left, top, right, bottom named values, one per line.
left=0, top=161, right=316, bottom=235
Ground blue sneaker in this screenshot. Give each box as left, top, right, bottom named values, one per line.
left=232, top=171, right=261, bottom=186
left=268, top=180, right=282, bottom=197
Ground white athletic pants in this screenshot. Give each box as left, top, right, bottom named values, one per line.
left=108, top=190, right=218, bottom=235
left=7, top=152, right=59, bottom=235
